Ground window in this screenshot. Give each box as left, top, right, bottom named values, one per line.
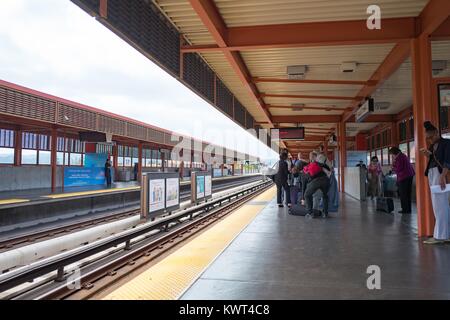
left=0, top=129, right=15, bottom=164
left=399, top=121, right=407, bottom=141
left=409, top=141, right=416, bottom=164
left=376, top=149, right=381, bottom=162
left=399, top=143, right=408, bottom=156
left=382, top=148, right=389, bottom=166
left=21, top=132, right=52, bottom=165
left=409, top=117, right=414, bottom=139
left=56, top=136, right=84, bottom=166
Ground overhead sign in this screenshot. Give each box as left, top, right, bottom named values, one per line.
left=79, top=131, right=107, bottom=142
left=355, top=98, right=374, bottom=122
left=271, top=127, right=305, bottom=140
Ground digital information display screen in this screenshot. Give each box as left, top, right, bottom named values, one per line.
left=272, top=127, right=305, bottom=140
left=149, top=179, right=165, bottom=213
left=165, top=177, right=180, bottom=208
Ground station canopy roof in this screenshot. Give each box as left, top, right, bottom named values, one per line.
left=72, top=0, right=450, bottom=153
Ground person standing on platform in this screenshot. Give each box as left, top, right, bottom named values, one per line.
left=275, top=152, right=291, bottom=208
left=368, top=156, right=383, bottom=200
left=420, top=121, right=450, bottom=245
left=389, top=146, right=415, bottom=214
left=104, top=158, right=112, bottom=187
left=303, top=155, right=331, bottom=218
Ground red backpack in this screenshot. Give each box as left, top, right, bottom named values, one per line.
left=304, top=162, right=322, bottom=178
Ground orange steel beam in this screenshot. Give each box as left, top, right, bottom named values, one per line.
left=262, top=93, right=357, bottom=101
left=342, top=42, right=411, bottom=122
left=268, top=105, right=350, bottom=112
left=99, top=0, right=108, bottom=18
left=272, top=115, right=341, bottom=123
left=254, top=77, right=373, bottom=86
left=431, top=17, right=450, bottom=40
left=180, top=17, right=416, bottom=52
left=418, top=0, right=450, bottom=36
left=188, top=0, right=272, bottom=124
left=343, top=1, right=450, bottom=123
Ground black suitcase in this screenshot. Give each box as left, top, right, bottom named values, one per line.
left=288, top=204, right=322, bottom=217
left=376, top=197, right=394, bottom=213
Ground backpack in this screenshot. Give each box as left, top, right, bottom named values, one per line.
left=304, top=162, right=322, bottom=178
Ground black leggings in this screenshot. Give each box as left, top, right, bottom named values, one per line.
left=397, top=176, right=413, bottom=212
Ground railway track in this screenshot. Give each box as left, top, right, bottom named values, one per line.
left=0, top=179, right=273, bottom=300
left=0, top=176, right=263, bottom=252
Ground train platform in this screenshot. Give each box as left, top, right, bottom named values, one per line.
left=100, top=187, right=450, bottom=300
left=0, top=174, right=262, bottom=233
left=0, top=173, right=258, bottom=207
left=0, top=182, right=140, bottom=206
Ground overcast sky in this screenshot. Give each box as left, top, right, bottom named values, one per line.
left=0, top=0, right=278, bottom=162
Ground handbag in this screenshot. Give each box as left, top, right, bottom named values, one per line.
left=432, top=151, right=450, bottom=183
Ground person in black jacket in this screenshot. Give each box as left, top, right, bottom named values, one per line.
left=104, top=158, right=112, bottom=187
left=275, top=152, right=291, bottom=208
left=303, top=159, right=331, bottom=218
left=420, top=121, right=450, bottom=244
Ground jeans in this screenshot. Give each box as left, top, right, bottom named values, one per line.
left=304, top=176, right=330, bottom=214
left=276, top=182, right=291, bottom=205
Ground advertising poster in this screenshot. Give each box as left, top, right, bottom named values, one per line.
left=64, top=167, right=106, bottom=187
left=149, top=179, right=165, bottom=213
left=196, top=175, right=205, bottom=199
left=84, top=153, right=108, bottom=168
left=166, top=177, right=179, bottom=208
left=205, top=175, right=212, bottom=197
left=439, top=85, right=450, bottom=107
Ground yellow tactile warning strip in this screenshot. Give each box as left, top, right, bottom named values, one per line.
left=103, top=186, right=276, bottom=300
left=44, top=186, right=139, bottom=199
left=0, top=199, right=30, bottom=205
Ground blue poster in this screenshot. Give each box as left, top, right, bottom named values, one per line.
left=85, top=153, right=108, bottom=168
left=196, top=175, right=205, bottom=199
left=346, top=151, right=368, bottom=167
left=64, top=167, right=111, bottom=187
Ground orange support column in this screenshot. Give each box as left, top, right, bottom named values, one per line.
left=138, top=142, right=143, bottom=183
left=338, top=122, right=347, bottom=193
left=51, top=128, right=57, bottom=192
left=411, top=34, right=436, bottom=237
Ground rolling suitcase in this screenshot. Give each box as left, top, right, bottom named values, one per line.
left=376, top=189, right=394, bottom=213
left=288, top=204, right=322, bottom=217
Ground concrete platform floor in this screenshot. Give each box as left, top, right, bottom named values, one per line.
left=181, top=194, right=450, bottom=299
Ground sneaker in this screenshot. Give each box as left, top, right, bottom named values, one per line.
left=305, top=213, right=312, bottom=219
left=321, top=212, right=328, bottom=219
left=278, top=204, right=284, bottom=208
left=423, top=238, right=445, bottom=245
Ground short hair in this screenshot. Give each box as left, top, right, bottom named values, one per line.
left=424, top=121, right=438, bottom=133
left=388, top=147, right=401, bottom=155
left=280, top=152, right=288, bottom=160
left=371, top=156, right=379, bottom=162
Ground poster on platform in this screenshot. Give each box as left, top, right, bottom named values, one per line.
left=196, top=175, right=205, bottom=199
left=439, top=84, right=450, bottom=107
left=64, top=167, right=106, bottom=187
left=205, top=174, right=212, bottom=197
left=166, top=177, right=180, bottom=208
left=84, top=153, right=108, bottom=168
left=149, top=179, right=165, bottom=213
